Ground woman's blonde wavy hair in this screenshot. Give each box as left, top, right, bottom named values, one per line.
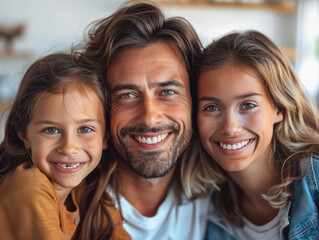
left=181, top=30, right=319, bottom=226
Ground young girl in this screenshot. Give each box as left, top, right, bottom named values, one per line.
left=0, top=53, right=130, bottom=240
left=196, top=31, right=319, bottom=239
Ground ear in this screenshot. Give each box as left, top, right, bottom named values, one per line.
left=274, top=109, right=283, bottom=124
left=17, top=131, right=31, bottom=149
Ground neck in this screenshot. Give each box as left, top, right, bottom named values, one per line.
left=228, top=156, right=281, bottom=225
left=53, top=185, right=72, bottom=204
left=116, top=160, right=176, bottom=217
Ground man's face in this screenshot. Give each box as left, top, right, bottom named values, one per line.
left=108, top=42, right=192, bottom=178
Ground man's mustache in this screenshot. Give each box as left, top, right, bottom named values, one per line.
left=120, top=123, right=180, bottom=138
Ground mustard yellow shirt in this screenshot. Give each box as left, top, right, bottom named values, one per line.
left=0, top=162, right=79, bottom=240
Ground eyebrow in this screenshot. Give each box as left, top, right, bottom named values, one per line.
left=111, top=84, right=138, bottom=93
left=111, top=80, right=184, bottom=93
left=151, top=80, right=184, bottom=88
left=34, top=119, right=101, bottom=125
left=198, top=93, right=262, bottom=102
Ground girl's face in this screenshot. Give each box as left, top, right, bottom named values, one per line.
left=197, top=63, right=283, bottom=173
left=19, top=82, right=107, bottom=201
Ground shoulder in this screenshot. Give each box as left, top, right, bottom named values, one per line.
left=0, top=162, right=58, bottom=203
left=305, top=155, right=319, bottom=181
left=301, top=155, right=319, bottom=204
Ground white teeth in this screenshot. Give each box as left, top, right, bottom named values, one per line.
left=152, top=137, right=158, bottom=144
left=56, top=163, right=81, bottom=169
left=219, top=140, right=250, bottom=150
left=135, top=133, right=169, bottom=145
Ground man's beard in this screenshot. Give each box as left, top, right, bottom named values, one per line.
left=112, top=123, right=192, bottom=179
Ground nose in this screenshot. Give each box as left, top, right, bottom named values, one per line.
left=220, top=111, right=242, bottom=136
left=57, top=132, right=80, bottom=155
left=136, top=94, right=163, bottom=127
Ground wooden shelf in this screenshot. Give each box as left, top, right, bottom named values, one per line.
left=0, top=49, right=32, bottom=59
left=0, top=101, right=10, bottom=112
left=159, top=1, right=297, bottom=14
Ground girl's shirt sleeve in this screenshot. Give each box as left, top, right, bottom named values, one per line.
left=0, top=163, right=78, bottom=240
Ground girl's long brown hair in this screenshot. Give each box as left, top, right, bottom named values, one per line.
left=0, top=53, right=116, bottom=239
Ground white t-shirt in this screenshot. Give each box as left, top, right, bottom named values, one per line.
left=109, top=183, right=211, bottom=240
left=225, top=203, right=289, bottom=240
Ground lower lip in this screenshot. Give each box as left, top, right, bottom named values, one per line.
left=216, top=140, right=254, bottom=155
left=52, top=162, right=85, bottom=173
left=131, top=133, right=172, bottom=150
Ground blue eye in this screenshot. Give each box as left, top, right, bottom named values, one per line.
left=78, top=127, right=93, bottom=133
left=44, top=127, right=60, bottom=134
left=203, top=104, right=220, bottom=112
left=161, top=90, right=176, bottom=96
left=241, top=102, right=256, bottom=110
left=120, top=93, right=136, bottom=99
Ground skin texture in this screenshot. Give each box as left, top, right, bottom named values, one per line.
left=108, top=42, right=192, bottom=216
left=198, top=63, right=282, bottom=173
left=197, top=62, right=284, bottom=224
left=109, top=42, right=192, bottom=179
left=18, top=83, right=107, bottom=203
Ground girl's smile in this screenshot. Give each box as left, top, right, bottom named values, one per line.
left=197, top=63, right=283, bottom=173
left=19, top=83, right=107, bottom=201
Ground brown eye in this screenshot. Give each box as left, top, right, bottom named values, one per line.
left=78, top=127, right=93, bottom=133
left=204, top=104, right=220, bottom=112
left=44, top=127, right=59, bottom=134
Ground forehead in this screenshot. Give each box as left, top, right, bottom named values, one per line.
left=31, top=83, right=104, bottom=116
left=198, top=63, right=267, bottom=96
left=108, top=42, right=189, bottom=89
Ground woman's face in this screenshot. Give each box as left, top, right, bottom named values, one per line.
left=197, top=63, right=283, bottom=173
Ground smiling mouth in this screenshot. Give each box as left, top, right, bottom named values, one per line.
left=55, top=163, right=84, bottom=169
left=133, top=133, right=169, bottom=145
left=218, top=140, right=252, bottom=150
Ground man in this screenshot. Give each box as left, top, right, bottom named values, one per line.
left=75, top=1, right=211, bottom=239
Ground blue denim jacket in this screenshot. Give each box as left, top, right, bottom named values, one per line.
left=206, top=155, right=319, bottom=240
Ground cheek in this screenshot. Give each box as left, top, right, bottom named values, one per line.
left=197, top=117, right=216, bottom=152
left=110, top=112, right=122, bottom=136
left=30, top=145, right=49, bottom=167
left=168, top=106, right=191, bottom=126
left=244, top=114, right=275, bottom=149
left=29, top=138, right=49, bottom=156
left=244, top=113, right=274, bottom=134
left=110, top=106, right=133, bottom=128
left=197, top=114, right=218, bottom=135
left=88, top=145, right=96, bottom=150
left=165, top=100, right=192, bottom=126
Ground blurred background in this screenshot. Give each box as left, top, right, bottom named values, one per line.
left=0, top=0, right=319, bottom=141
